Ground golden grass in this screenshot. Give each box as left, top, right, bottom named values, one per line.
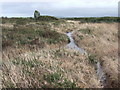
left=2, top=46, right=102, bottom=88
left=72, top=22, right=118, bottom=88
left=2, top=19, right=119, bottom=88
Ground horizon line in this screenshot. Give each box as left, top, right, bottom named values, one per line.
left=0, top=16, right=118, bottom=18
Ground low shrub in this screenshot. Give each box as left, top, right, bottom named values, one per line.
left=79, top=28, right=93, bottom=35
left=88, top=54, right=97, bottom=64
left=43, top=73, right=77, bottom=88
left=63, top=17, right=120, bottom=23
left=38, top=16, right=59, bottom=21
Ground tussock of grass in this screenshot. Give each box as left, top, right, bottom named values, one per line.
left=78, top=28, right=93, bottom=35
left=88, top=54, right=97, bottom=64
left=43, top=73, right=77, bottom=88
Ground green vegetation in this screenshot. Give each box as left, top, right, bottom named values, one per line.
left=78, top=35, right=84, bottom=40
left=54, top=49, right=62, bottom=58
left=44, top=73, right=61, bottom=83
left=79, top=28, right=93, bottom=35
left=38, top=16, right=59, bottom=21
left=5, top=81, right=15, bottom=88
left=12, top=58, right=43, bottom=68
left=88, top=54, right=97, bottom=64
left=43, top=73, right=77, bottom=88
left=12, top=58, right=77, bottom=88
left=1, top=16, right=119, bottom=24
left=63, top=17, right=120, bottom=23
left=1, top=15, right=59, bottom=24
left=52, top=19, right=66, bottom=26
left=2, top=17, right=34, bottom=24
left=33, top=10, right=60, bottom=21
left=2, top=17, right=69, bottom=49
left=2, top=15, right=119, bottom=88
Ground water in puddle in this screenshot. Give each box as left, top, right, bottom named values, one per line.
left=66, top=32, right=86, bottom=54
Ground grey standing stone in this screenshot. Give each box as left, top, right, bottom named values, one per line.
left=34, top=10, right=40, bottom=20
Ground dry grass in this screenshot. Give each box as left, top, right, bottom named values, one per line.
left=2, top=18, right=119, bottom=88
left=2, top=47, right=102, bottom=88
left=72, top=22, right=118, bottom=88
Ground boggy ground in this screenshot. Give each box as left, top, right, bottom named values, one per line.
left=1, top=18, right=119, bottom=88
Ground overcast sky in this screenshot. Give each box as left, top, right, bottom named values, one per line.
left=1, top=0, right=119, bottom=17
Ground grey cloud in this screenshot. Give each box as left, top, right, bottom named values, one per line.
left=1, top=2, right=118, bottom=17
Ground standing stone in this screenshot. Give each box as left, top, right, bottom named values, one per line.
left=34, top=10, right=40, bottom=20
